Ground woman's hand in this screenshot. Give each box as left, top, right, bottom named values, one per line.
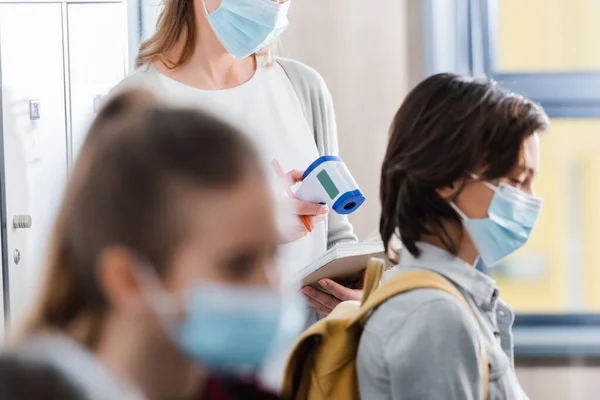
left=302, top=279, right=363, bottom=317
left=282, top=170, right=329, bottom=243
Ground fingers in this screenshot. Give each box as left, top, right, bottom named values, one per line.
left=305, top=297, right=334, bottom=317
left=286, top=169, right=305, bottom=183
left=278, top=213, right=327, bottom=244
left=301, top=282, right=364, bottom=317
left=318, top=279, right=363, bottom=302
left=301, top=286, right=340, bottom=317
left=294, top=199, right=329, bottom=217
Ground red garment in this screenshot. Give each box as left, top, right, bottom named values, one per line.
left=201, top=375, right=282, bottom=400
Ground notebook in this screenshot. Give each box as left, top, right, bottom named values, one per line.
left=295, top=241, right=388, bottom=286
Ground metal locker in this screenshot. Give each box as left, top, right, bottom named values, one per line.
left=67, top=2, right=128, bottom=162
left=0, top=3, right=68, bottom=332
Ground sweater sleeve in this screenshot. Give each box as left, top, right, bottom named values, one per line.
left=318, top=83, right=358, bottom=248
left=276, top=58, right=358, bottom=248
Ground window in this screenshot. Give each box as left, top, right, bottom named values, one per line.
left=497, top=0, right=600, bottom=72
left=475, top=0, right=600, bottom=315
left=423, top=0, right=600, bottom=357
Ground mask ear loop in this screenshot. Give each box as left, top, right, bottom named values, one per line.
left=470, top=172, right=543, bottom=207
left=468, top=172, right=498, bottom=192
left=136, top=260, right=181, bottom=316
left=201, top=0, right=212, bottom=16
left=450, top=202, right=469, bottom=220
left=448, top=174, right=477, bottom=220
left=453, top=173, right=500, bottom=221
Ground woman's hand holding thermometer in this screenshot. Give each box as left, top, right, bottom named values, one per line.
left=272, top=160, right=329, bottom=243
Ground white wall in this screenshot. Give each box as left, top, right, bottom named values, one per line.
left=280, top=0, right=422, bottom=239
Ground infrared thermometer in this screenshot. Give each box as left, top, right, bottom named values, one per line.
left=294, top=156, right=365, bottom=215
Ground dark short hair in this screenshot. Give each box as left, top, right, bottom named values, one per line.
left=379, top=73, right=549, bottom=257
left=0, top=355, right=85, bottom=400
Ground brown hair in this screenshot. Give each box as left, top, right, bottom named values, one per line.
left=135, top=0, right=273, bottom=69
left=380, top=73, right=550, bottom=257
left=25, top=89, right=261, bottom=348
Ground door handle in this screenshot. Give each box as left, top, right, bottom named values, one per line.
left=13, top=215, right=32, bottom=229
left=93, top=94, right=104, bottom=113
left=29, top=100, right=40, bottom=120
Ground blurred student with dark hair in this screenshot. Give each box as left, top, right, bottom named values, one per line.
left=358, top=74, right=549, bottom=399
left=0, top=355, right=85, bottom=400
left=14, top=89, right=303, bottom=399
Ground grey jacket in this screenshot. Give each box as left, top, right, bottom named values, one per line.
left=110, top=58, right=357, bottom=250
left=357, top=242, right=529, bottom=400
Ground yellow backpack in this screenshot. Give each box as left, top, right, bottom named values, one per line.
left=282, top=258, right=489, bottom=400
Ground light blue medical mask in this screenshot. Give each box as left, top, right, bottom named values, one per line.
left=451, top=175, right=543, bottom=266
left=140, top=270, right=306, bottom=374
left=204, top=0, right=291, bottom=59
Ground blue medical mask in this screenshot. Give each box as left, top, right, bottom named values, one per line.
left=451, top=175, right=543, bottom=266
left=141, top=271, right=306, bottom=374
left=204, top=0, right=291, bottom=59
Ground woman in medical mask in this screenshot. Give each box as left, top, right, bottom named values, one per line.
left=357, top=74, right=549, bottom=400
left=112, top=0, right=359, bottom=310
left=111, top=0, right=360, bottom=387
left=16, top=89, right=303, bottom=399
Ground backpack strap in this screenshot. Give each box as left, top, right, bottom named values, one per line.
left=352, top=268, right=489, bottom=400
left=360, top=258, right=385, bottom=302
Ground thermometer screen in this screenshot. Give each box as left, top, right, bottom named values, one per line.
left=317, top=170, right=340, bottom=200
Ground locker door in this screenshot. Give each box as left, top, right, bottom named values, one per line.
left=68, top=2, right=128, bottom=161
left=0, top=4, right=68, bottom=330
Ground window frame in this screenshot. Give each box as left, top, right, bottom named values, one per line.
left=479, top=0, right=600, bottom=118
left=423, top=0, right=600, bottom=119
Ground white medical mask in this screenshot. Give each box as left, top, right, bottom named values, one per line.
left=451, top=174, right=543, bottom=266
left=204, top=0, right=291, bottom=59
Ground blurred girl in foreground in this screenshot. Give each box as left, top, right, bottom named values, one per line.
left=14, top=89, right=304, bottom=399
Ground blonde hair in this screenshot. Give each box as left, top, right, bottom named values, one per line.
left=135, top=0, right=274, bottom=70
